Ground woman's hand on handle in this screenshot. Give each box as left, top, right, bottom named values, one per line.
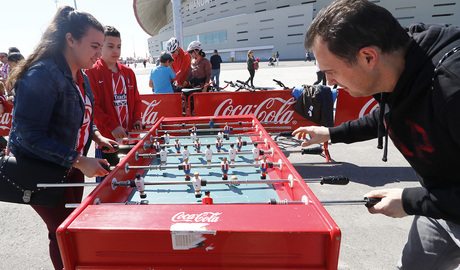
left=73, top=155, right=110, bottom=178
left=292, top=126, right=331, bottom=147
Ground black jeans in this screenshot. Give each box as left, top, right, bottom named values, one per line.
left=246, top=69, right=255, bottom=87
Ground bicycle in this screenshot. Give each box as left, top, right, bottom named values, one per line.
left=273, top=79, right=293, bottom=90
left=235, top=80, right=275, bottom=91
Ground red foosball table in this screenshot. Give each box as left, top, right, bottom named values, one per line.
left=57, top=115, right=341, bottom=270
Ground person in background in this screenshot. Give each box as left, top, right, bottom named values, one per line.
left=313, top=60, right=326, bottom=85
left=293, top=0, right=460, bottom=269
left=86, top=25, right=143, bottom=172
left=276, top=51, right=280, bottom=66
left=305, top=51, right=311, bottom=62
left=7, top=53, right=24, bottom=73
left=210, top=49, right=222, bottom=89
left=245, top=50, right=256, bottom=88
left=166, top=37, right=191, bottom=90
left=6, top=6, right=117, bottom=269
left=149, top=51, right=176, bottom=93
left=0, top=52, right=8, bottom=80
left=184, top=41, right=212, bottom=92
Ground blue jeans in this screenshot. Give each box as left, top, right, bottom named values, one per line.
left=211, top=69, right=220, bottom=88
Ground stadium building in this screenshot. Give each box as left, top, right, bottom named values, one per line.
left=134, top=0, right=459, bottom=62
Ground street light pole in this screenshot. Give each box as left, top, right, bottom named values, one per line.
left=74, top=0, right=77, bottom=9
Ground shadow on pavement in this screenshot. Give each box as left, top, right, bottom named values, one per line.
left=295, top=162, right=417, bottom=187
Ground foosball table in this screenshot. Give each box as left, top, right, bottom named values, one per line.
left=56, top=115, right=341, bottom=270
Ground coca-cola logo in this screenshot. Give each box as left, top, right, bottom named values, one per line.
left=172, top=211, right=222, bottom=223
left=141, top=99, right=161, bottom=125
left=213, top=97, right=295, bottom=124
left=0, top=112, right=12, bottom=130
left=359, top=98, right=379, bottom=118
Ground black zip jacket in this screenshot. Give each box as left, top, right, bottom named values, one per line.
left=329, top=24, right=460, bottom=224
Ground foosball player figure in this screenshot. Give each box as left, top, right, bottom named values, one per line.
left=221, top=157, right=229, bottom=180
left=182, top=145, right=190, bottom=160
left=236, top=136, right=243, bottom=152
left=209, top=118, right=214, bottom=129
left=174, top=139, right=181, bottom=153
left=194, top=138, right=201, bottom=153
left=202, top=191, right=213, bottom=204
left=134, top=173, right=146, bottom=199
left=205, top=144, right=213, bottom=165
left=228, top=144, right=237, bottom=164
left=190, top=131, right=197, bottom=141
left=215, top=137, right=222, bottom=152
left=159, top=146, right=167, bottom=165
left=153, top=139, right=161, bottom=152
left=190, top=123, right=197, bottom=133
left=163, top=131, right=170, bottom=144
left=217, top=131, right=224, bottom=141
left=252, top=143, right=260, bottom=164
left=183, top=158, right=191, bottom=181
left=230, top=175, right=240, bottom=186
left=192, top=172, right=202, bottom=198
left=223, top=122, right=230, bottom=135
left=260, top=155, right=268, bottom=179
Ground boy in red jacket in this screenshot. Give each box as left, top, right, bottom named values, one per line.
left=86, top=26, right=142, bottom=171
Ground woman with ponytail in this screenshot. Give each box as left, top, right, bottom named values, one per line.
left=6, top=6, right=117, bottom=269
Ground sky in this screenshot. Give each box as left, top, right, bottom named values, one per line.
left=1, top=0, right=151, bottom=59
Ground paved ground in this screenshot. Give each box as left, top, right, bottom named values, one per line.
left=0, top=60, right=417, bottom=270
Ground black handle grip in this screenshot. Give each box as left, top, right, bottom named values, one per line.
left=133, top=123, right=146, bottom=130
left=320, top=176, right=349, bottom=185
left=364, top=197, right=382, bottom=208
left=102, top=144, right=119, bottom=151
left=301, top=146, right=323, bottom=155
left=278, top=131, right=293, bottom=137
left=101, top=163, right=111, bottom=172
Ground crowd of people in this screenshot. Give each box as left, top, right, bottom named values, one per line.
left=149, top=38, right=259, bottom=92
left=0, top=0, right=459, bottom=269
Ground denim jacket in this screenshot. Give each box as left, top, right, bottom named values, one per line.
left=8, top=53, right=95, bottom=168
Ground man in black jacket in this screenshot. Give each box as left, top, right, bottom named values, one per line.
left=293, top=0, right=460, bottom=269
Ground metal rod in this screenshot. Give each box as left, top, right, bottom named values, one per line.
left=150, top=133, right=261, bottom=141
left=136, top=149, right=272, bottom=159
left=127, top=131, right=148, bottom=135
left=117, top=137, right=143, bottom=141
left=65, top=197, right=377, bottom=208
left=39, top=175, right=349, bottom=189
left=120, top=160, right=283, bottom=172
left=157, top=127, right=254, bottom=134
left=37, top=182, right=99, bottom=188
left=161, top=121, right=254, bottom=128
left=145, top=140, right=266, bottom=149
left=263, top=126, right=291, bottom=130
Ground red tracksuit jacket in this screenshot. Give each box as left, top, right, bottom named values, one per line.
left=85, top=59, right=142, bottom=140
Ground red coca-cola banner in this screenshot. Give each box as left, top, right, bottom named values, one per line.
left=191, top=90, right=316, bottom=131
left=139, top=93, right=183, bottom=125
left=334, top=90, right=378, bottom=126
left=0, top=111, right=12, bottom=136
left=0, top=90, right=378, bottom=137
